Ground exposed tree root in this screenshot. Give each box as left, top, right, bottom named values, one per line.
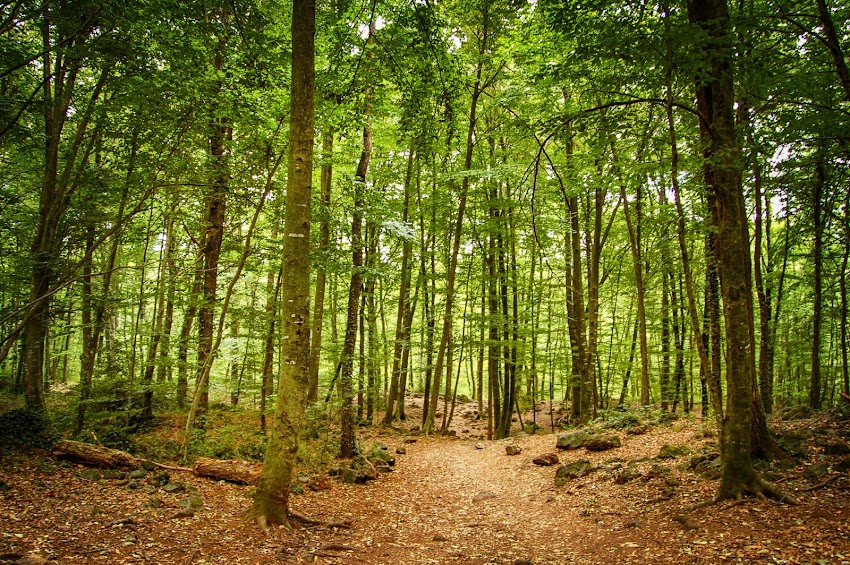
left=684, top=475, right=799, bottom=512
left=288, top=510, right=352, bottom=529
left=715, top=475, right=799, bottom=506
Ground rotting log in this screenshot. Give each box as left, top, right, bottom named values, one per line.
left=52, top=440, right=140, bottom=470
left=52, top=440, right=262, bottom=484
left=192, top=457, right=262, bottom=485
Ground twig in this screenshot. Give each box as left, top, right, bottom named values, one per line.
left=320, top=544, right=357, bottom=552
left=799, top=474, right=841, bottom=492
left=153, top=462, right=193, bottom=472
left=90, top=431, right=103, bottom=447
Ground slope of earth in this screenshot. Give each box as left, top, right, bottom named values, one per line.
left=1, top=408, right=849, bottom=564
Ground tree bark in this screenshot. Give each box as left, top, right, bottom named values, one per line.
left=385, top=146, right=415, bottom=423
left=339, top=30, right=374, bottom=454
left=810, top=159, right=825, bottom=410
left=688, top=0, right=788, bottom=502
left=250, top=0, right=315, bottom=531
left=308, top=130, right=334, bottom=403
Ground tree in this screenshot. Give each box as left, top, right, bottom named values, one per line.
left=250, top=0, right=315, bottom=530
left=687, top=0, right=790, bottom=502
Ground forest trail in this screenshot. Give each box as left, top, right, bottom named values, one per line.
left=1, top=409, right=850, bottom=563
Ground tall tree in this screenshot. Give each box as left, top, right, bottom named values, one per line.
left=250, top=0, right=315, bottom=530
left=687, top=0, right=790, bottom=502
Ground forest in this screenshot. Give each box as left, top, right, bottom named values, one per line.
left=1, top=0, right=850, bottom=560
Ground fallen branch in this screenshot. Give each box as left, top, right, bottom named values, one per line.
left=799, top=474, right=841, bottom=492
left=52, top=440, right=261, bottom=485
left=152, top=462, right=193, bottom=473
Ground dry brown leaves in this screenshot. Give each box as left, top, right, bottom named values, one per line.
left=1, top=401, right=849, bottom=564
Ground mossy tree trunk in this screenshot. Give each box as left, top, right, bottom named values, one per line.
left=250, top=0, right=315, bottom=530
left=687, top=0, right=790, bottom=502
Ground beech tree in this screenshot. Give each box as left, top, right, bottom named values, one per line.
left=250, top=0, right=315, bottom=530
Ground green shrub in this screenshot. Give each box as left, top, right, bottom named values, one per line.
left=0, top=408, right=57, bottom=451
left=602, top=410, right=642, bottom=430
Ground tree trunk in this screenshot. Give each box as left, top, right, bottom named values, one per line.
left=385, top=146, right=415, bottom=424
left=810, top=159, right=824, bottom=410
left=688, top=0, right=788, bottom=502
left=250, top=0, right=315, bottom=530
left=309, top=130, right=334, bottom=403
left=260, top=266, right=282, bottom=434
left=195, top=34, right=231, bottom=419
left=339, top=36, right=374, bottom=454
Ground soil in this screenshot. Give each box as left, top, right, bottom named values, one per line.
left=1, top=398, right=849, bottom=564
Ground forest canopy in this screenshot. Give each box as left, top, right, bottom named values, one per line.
left=1, top=0, right=849, bottom=487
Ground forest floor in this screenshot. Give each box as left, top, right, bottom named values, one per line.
left=2, top=396, right=850, bottom=564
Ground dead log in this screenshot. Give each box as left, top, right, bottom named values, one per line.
left=192, top=457, right=262, bottom=485
left=52, top=440, right=140, bottom=470
left=52, top=440, right=261, bottom=485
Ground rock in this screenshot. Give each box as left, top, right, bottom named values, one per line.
left=126, top=480, right=141, bottom=490
left=657, top=444, right=688, bottom=459
left=689, top=452, right=719, bottom=470
left=472, top=491, right=498, bottom=502
left=475, top=442, right=485, bottom=450
left=823, top=443, right=850, bottom=456
left=373, top=459, right=393, bottom=473
left=614, top=468, right=641, bottom=484
left=804, top=463, right=829, bottom=480
left=432, top=533, right=448, bottom=542
left=626, top=425, right=649, bottom=436
left=151, top=471, right=170, bottom=486
left=776, top=434, right=808, bottom=458
left=647, top=464, right=672, bottom=478
left=700, top=466, right=721, bottom=480
left=625, top=518, right=641, bottom=528
left=328, top=466, right=342, bottom=476
left=396, top=447, right=407, bottom=455
left=367, top=444, right=395, bottom=466
left=585, top=434, right=621, bottom=451
left=505, top=445, right=522, bottom=456
left=181, top=490, right=204, bottom=511
left=628, top=456, right=652, bottom=465
left=102, top=469, right=126, bottom=480
left=836, top=456, right=850, bottom=473
left=556, top=430, right=591, bottom=450
left=342, top=455, right=378, bottom=484
left=146, top=497, right=163, bottom=508
left=142, top=485, right=157, bottom=494
left=162, top=482, right=184, bottom=493
left=140, top=460, right=156, bottom=471
left=128, top=469, right=148, bottom=480
left=79, top=469, right=101, bottom=481
left=169, top=509, right=195, bottom=519
left=555, top=460, right=594, bottom=485
left=532, top=453, right=560, bottom=466
left=290, top=483, right=304, bottom=495
left=402, top=436, right=417, bottom=444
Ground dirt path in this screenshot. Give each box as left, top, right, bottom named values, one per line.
left=1, top=415, right=850, bottom=564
